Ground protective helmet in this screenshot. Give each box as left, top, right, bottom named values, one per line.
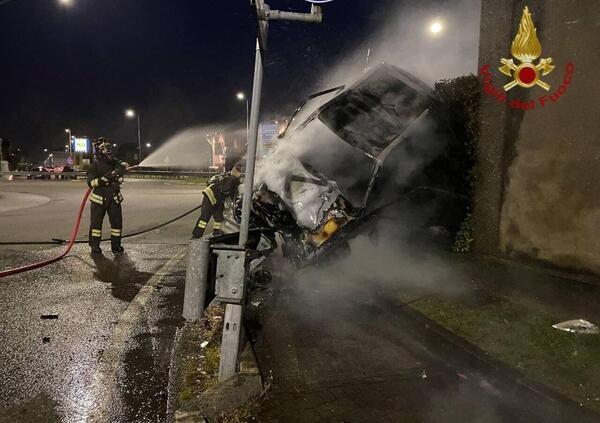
left=231, top=166, right=242, bottom=178
left=93, top=137, right=112, bottom=157
left=231, top=161, right=244, bottom=178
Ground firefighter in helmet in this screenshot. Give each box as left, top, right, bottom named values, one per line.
left=87, top=137, right=130, bottom=254
left=192, top=164, right=242, bottom=238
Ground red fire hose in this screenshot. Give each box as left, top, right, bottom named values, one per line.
left=0, top=188, right=92, bottom=278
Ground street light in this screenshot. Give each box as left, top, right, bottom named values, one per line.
left=145, top=143, right=151, bottom=148
left=58, top=0, right=73, bottom=7
left=430, top=20, right=443, bottom=35
left=65, top=128, right=72, bottom=154
left=125, top=108, right=142, bottom=163
left=236, top=92, right=249, bottom=144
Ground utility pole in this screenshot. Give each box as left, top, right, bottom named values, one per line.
left=65, top=129, right=72, bottom=155
left=218, top=0, right=324, bottom=382
left=137, top=114, right=142, bottom=162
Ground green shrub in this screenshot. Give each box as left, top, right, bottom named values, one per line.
left=430, top=75, right=481, bottom=252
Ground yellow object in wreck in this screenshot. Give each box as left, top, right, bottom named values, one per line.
left=311, top=219, right=340, bottom=247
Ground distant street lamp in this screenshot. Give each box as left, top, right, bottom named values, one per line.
left=430, top=21, right=443, bottom=35
left=236, top=92, right=249, bottom=143
left=125, top=108, right=142, bottom=163
left=58, top=0, right=73, bottom=6
left=65, top=128, right=72, bottom=154
left=43, top=148, right=48, bottom=153
left=145, top=143, right=151, bottom=148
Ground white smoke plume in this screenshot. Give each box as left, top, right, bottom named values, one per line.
left=318, top=0, right=482, bottom=89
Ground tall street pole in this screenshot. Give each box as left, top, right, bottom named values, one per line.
left=238, top=38, right=264, bottom=248
left=219, top=0, right=324, bottom=382
left=237, top=0, right=323, bottom=248
left=65, top=129, right=72, bottom=155
left=137, top=114, right=142, bottom=163
left=246, top=99, right=249, bottom=144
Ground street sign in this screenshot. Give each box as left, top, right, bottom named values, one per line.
left=259, top=123, right=279, bottom=145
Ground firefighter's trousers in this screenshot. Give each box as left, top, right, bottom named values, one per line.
left=192, top=193, right=224, bottom=238
left=89, top=196, right=123, bottom=249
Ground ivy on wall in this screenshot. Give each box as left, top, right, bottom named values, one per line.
left=430, top=75, right=481, bottom=252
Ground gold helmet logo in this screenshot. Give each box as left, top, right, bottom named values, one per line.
left=499, top=6, right=555, bottom=91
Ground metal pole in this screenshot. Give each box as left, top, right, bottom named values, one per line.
left=67, top=130, right=72, bottom=155
left=218, top=0, right=322, bottom=383
left=238, top=38, right=264, bottom=247
left=137, top=114, right=142, bottom=163
left=183, top=239, right=211, bottom=321
left=218, top=38, right=264, bottom=383
left=246, top=99, right=249, bottom=145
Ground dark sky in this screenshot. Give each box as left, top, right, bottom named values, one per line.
left=0, top=0, right=422, bottom=155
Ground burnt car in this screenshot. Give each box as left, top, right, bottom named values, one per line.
left=237, top=64, right=467, bottom=264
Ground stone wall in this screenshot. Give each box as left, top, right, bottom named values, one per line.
left=474, top=0, right=600, bottom=273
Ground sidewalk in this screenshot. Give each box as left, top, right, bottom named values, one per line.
left=248, top=243, right=600, bottom=422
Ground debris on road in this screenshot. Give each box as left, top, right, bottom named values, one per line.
left=552, top=319, right=600, bottom=335
left=42, top=337, right=51, bottom=344
left=201, top=341, right=209, bottom=348
left=421, top=370, right=428, bottom=379
left=41, top=314, right=59, bottom=320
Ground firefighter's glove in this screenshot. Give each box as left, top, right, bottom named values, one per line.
left=106, top=170, right=119, bottom=181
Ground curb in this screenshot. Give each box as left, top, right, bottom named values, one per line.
left=174, top=341, right=263, bottom=422
left=169, top=304, right=263, bottom=422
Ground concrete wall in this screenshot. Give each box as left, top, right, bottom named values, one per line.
left=474, top=0, right=600, bottom=274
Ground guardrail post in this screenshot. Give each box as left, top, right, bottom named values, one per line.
left=183, top=238, right=211, bottom=321
left=210, top=244, right=247, bottom=381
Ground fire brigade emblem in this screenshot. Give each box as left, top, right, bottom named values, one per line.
left=499, top=6, right=555, bottom=91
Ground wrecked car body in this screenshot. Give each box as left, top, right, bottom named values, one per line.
left=237, top=64, right=465, bottom=264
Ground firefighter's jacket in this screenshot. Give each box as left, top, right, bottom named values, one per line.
left=86, top=157, right=127, bottom=206
left=203, top=173, right=241, bottom=206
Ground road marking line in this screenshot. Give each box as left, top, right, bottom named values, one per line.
left=85, top=247, right=186, bottom=422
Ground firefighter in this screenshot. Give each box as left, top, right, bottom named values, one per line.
left=87, top=137, right=129, bottom=255
left=192, top=165, right=242, bottom=238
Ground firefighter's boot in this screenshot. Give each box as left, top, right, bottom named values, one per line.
left=212, top=221, right=223, bottom=237
left=111, top=228, right=123, bottom=254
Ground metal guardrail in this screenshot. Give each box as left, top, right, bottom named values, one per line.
left=0, top=170, right=216, bottom=180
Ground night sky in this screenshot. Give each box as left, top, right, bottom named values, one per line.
left=0, top=0, right=452, bottom=158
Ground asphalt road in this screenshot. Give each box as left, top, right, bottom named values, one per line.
left=0, top=179, right=206, bottom=422
left=0, top=179, right=205, bottom=244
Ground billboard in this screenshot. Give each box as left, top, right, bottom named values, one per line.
left=72, top=137, right=90, bottom=153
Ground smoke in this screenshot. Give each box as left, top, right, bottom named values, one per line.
left=318, top=0, right=482, bottom=90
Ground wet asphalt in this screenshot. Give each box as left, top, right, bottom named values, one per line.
left=0, top=179, right=203, bottom=422
left=251, top=236, right=600, bottom=422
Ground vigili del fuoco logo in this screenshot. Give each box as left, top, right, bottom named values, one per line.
left=480, top=6, right=574, bottom=110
